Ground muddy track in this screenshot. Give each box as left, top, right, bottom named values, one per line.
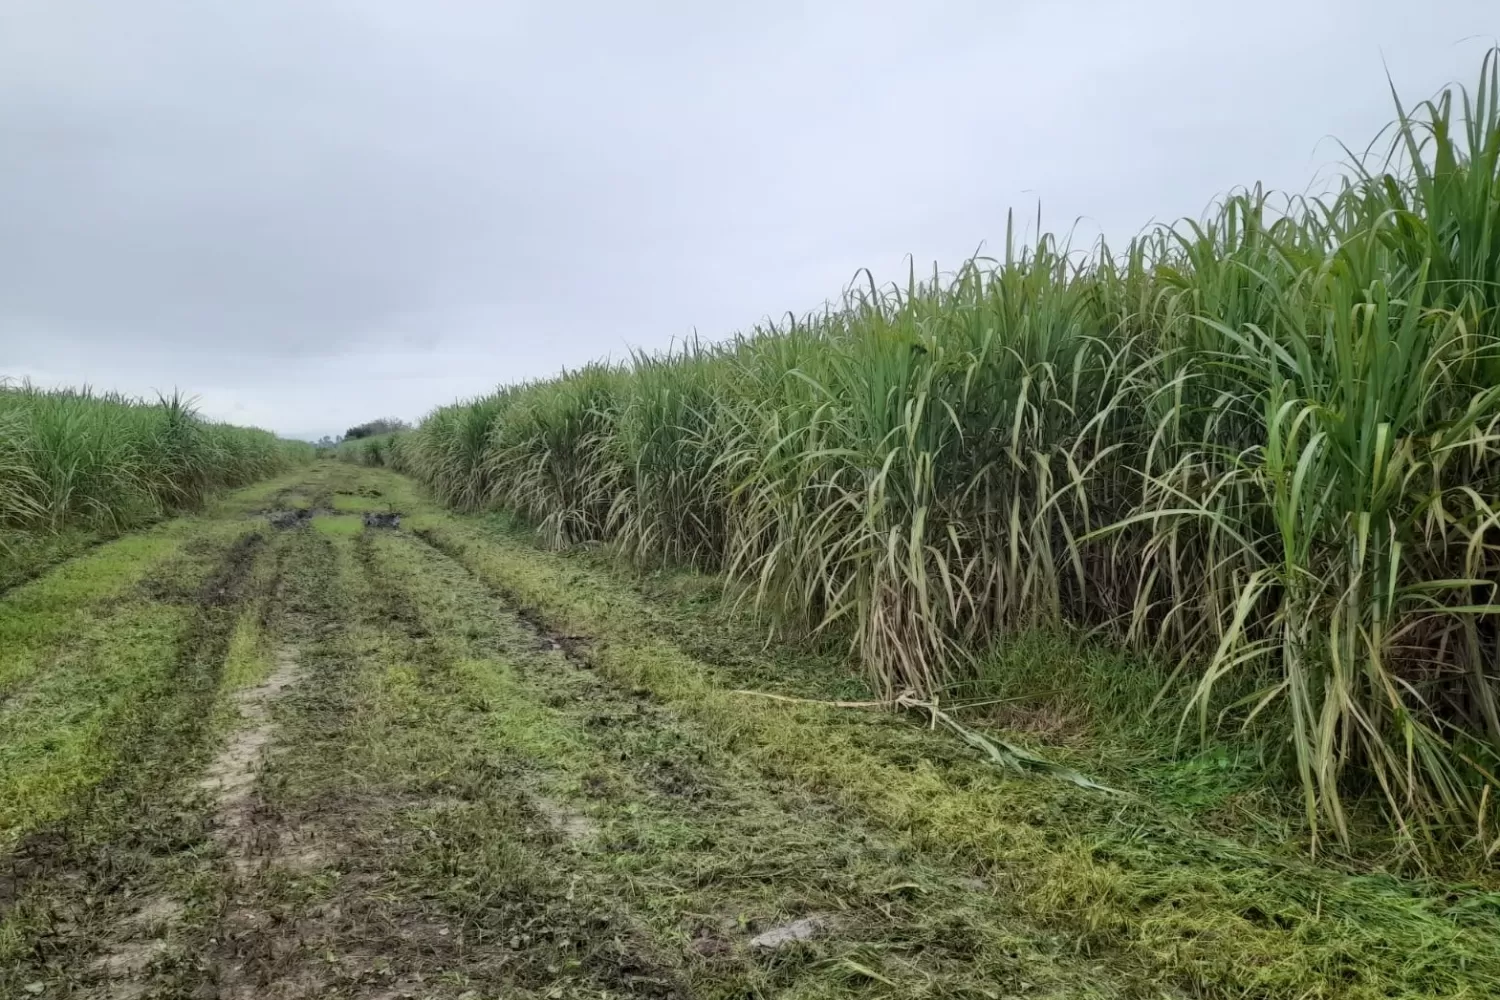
left=219, top=526, right=693, bottom=998
left=33, top=497, right=1122, bottom=999
left=0, top=526, right=273, bottom=992
left=19, top=466, right=1477, bottom=999
left=380, top=527, right=1127, bottom=997
left=0, top=525, right=345, bottom=999
left=0, top=467, right=1197, bottom=998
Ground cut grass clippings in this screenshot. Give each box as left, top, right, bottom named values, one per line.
left=357, top=522, right=1140, bottom=997
left=0, top=521, right=265, bottom=851
left=8, top=462, right=1500, bottom=999
left=403, top=500, right=1500, bottom=1000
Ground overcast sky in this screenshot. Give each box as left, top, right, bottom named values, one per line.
left=1, top=2, right=1494, bottom=439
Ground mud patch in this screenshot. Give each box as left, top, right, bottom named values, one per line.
left=80, top=892, right=188, bottom=996
left=90, top=938, right=168, bottom=978
left=512, top=604, right=592, bottom=660
left=646, top=758, right=708, bottom=801
left=267, top=508, right=312, bottom=530
left=201, top=645, right=304, bottom=863
left=136, top=531, right=265, bottom=606
left=79, top=649, right=305, bottom=998
left=267, top=832, right=335, bottom=874
left=533, top=794, right=599, bottom=843
left=126, top=896, right=185, bottom=932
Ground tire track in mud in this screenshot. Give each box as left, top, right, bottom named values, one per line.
left=89, top=635, right=305, bottom=998
left=199, top=644, right=304, bottom=867
left=344, top=527, right=689, bottom=999
left=205, top=527, right=355, bottom=1000
left=1, top=463, right=1146, bottom=999
left=384, top=528, right=1133, bottom=999
left=0, top=526, right=276, bottom=998
left=79, top=503, right=338, bottom=1000
left=77, top=518, right=357, bottom=1000
left=106, top=513, right=684, bottom=1000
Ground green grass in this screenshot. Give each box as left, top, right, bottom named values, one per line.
left=0, top=519, right=264, bottom=852
left=0, top=470, right=309, bottom=857
left=396, top=51, right=1500, bottom=854
left=0, top=525, right=109, bottom=593
left=219, top=584, right=276, bottom=693
left=350, top=524, right=1146, bottom=997
left=0, top=530, right=192, bottom=694
left=3, top=469, right=1127, bottom=998
left=219, top=605, right=274, bottom=692
left=313, top=512, right=366, bottom=535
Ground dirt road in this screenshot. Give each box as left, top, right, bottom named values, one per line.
left=3, top=464, right=1498, bottom=999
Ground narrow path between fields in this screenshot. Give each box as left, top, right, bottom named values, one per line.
left=61, top=472, right=1142, bottom=999
left=9, top=464, right=1498, bottom=1000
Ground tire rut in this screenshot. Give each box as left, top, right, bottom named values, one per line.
left=199, top=645, right=305, bottom=870
left=1, top=463, right=1150, bottom=999
left=387, top=528, right=1131, bottom=998
left=0, top=525, right=278, bottom=998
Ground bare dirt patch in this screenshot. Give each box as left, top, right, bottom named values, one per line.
left=267, top=508, right=313, bottom=530
left=200, top=645, right=304, bottom=851
left=82, top=647, right=307, bottom=998
left=532, top=794, right=599, bottom=843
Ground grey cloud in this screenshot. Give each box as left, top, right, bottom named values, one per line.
left=0, top=1, right=1493, bottom=437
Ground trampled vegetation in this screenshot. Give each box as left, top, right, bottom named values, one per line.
left=0, top=381, right=312, bottom=586
left=9, top=463, right=1500, bottom=1000
left=394, top=54, right=1500, bottom=854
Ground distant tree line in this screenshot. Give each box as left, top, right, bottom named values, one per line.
left=342, top=417, right=410, bottom=440
left=311, top=417, right=411, bottom=450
